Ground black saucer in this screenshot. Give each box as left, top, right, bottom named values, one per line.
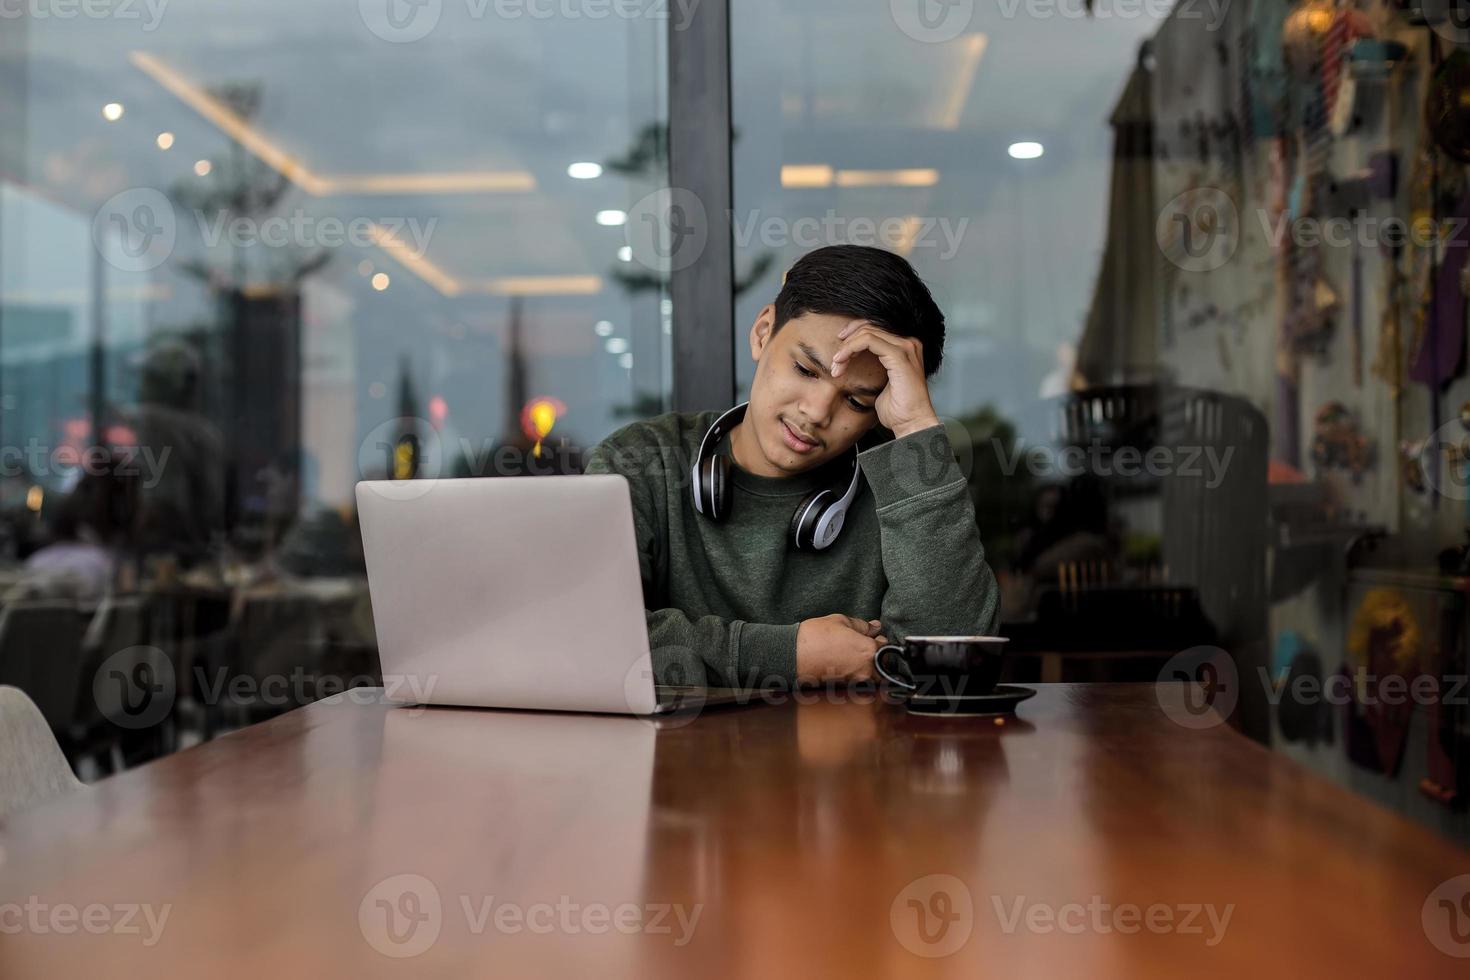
left=903, top=684, right=1036, bottom=717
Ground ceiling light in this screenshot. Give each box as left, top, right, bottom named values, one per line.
left=156, top=131, right=174, bottom=149
left=1008, top=142, right=1044, bottom=160
left=102, top=102, right=124, bottom=122
left=567, top=162, right=603, bottom=179
left=596, top=210, right=626, bottom=227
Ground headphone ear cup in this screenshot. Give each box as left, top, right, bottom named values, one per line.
left=704, top=454, right=732, bottom=522
left=789, top=489, right=830, bottom=550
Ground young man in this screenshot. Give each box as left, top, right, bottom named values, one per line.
left=584, top=244, right=1000, bottom=689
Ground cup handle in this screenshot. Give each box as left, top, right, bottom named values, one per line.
left=873, top=644, right=916, bottom=691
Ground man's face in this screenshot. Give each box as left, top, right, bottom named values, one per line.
left=742, top=306, right=889, bottom=476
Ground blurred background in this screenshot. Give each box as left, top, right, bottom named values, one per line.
left=2, top=1, right=1468, bottom=845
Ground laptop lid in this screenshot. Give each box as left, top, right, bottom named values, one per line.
left=355, top=476, right=658, bottom=714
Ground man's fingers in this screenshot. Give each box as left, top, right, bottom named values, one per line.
left=843, top=615, right=870, bottom=634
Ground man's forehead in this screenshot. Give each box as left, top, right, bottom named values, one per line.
left=789, top=334, right=886, bottom=397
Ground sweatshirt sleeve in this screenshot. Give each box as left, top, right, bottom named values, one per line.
left=583, top=433, right=799, bottom=689
left=856, top=422, right=1001, bottom=641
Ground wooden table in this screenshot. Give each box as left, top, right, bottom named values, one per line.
left=0, top=684, right=1465, bottom=977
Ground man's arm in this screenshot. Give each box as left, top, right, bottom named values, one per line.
left=582, top=435, right=799, bottom=688
left=857, top=422, right=1001, bottom=640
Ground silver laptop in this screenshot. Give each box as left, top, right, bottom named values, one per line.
left=355, top=475, right=747, bottom=715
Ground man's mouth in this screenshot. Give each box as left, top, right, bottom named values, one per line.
left=779, top=417, right=819, bottom=453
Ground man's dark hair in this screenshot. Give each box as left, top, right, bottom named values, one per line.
left=773, top=244, right=946, bottom=377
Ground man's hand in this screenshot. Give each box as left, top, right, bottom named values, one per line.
left=796, top=614, right=887, bottom=684
left=830, top=320, right=940, bottom=439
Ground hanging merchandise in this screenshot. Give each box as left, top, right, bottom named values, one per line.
left=1426, top=49, right=1470, bottom=164
left=1321, top=3, right=1376, bottom=134
left=1419, top=597, right=1466, bottom=808
left=1406, top=40, right=1470, bottom=500
left=1334, top=38, right=1408, bottom=136
left=1344, top=588, right=1423, bottom=775
left=1311, top=400, right=1374, bottom=481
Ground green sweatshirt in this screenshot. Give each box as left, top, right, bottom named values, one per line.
left=582, top=410, right=1001, bottom=688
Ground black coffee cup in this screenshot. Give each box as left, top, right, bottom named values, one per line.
left=873, top=635, right=1009, bottom=698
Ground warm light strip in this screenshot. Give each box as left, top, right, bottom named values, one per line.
left=936, top=34, right=988, bottom=130
left=468, top=276, right=604, bottom=296
left=781, top=164, right=835, bottom=188
left=366, top=222, right=463, bottom=297
left=835, top=169, right=940, bottom=188
left=317, top=171, right=537, bottom=195
left=128, top=52, right=535, bottom=198
left=129, top=51, right=329, bottom=195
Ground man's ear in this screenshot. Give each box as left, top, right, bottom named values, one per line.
left=748, top=304, right=777, bottom=360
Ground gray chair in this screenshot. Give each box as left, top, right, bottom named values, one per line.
left=0, top=600, right=84, bottom=732
left=0, top=685, right=82, bottom=820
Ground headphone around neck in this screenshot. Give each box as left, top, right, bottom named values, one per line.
left=690, top=401, right=863, bottom=551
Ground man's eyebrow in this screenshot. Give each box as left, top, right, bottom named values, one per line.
left=797, top=342, right=884, bottom=398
